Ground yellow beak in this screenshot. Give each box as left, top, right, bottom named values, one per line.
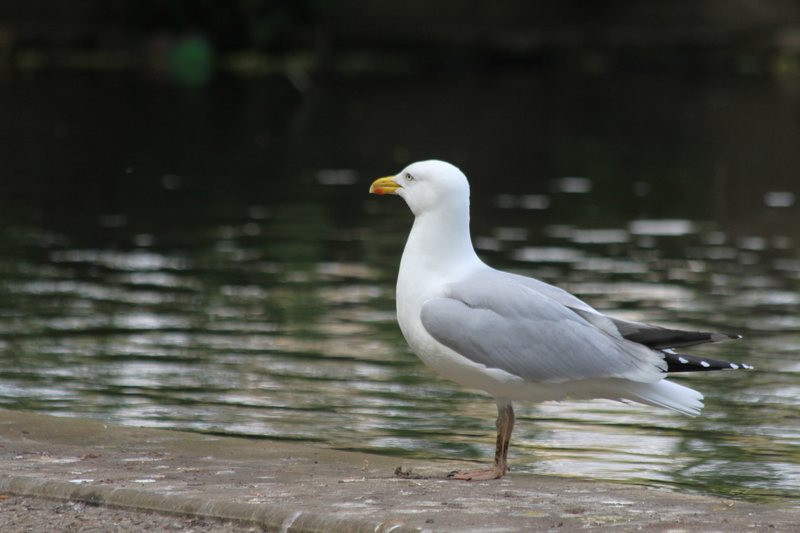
left=369, top=176, right=401, bottom=195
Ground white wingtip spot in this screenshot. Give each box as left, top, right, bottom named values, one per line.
left=678, top=357, right=689, bottom=364
left=700, top=361, right=710, bottom=368
left=743, top=364, right=754, bottom=370
left=730, top=363, right=739, bottom=369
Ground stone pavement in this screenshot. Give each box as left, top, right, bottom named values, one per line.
left=1, top=408, right=798, bottom=532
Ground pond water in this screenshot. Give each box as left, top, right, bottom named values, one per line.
left=1, top=68, right=799, bottom=503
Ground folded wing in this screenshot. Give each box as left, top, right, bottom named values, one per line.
left=420, top=273, right=666, bottom=384
left=420, top=269, right=745, bottom=384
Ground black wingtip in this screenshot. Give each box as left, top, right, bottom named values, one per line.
left=622, top=329, right=742, bottom=350
left=663, top=351, right=753, bottom=373
left=711, top=333, right=742, bottom=342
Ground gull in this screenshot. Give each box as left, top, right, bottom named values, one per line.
left=369, top=160, right=748, bottom=481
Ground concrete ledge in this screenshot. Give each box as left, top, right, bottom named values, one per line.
left=2, top=408, right=800, bottom=532
left=0, top=474, right=421, bottom=533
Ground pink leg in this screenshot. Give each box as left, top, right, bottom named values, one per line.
left=448, top=401, right=515, bottom=481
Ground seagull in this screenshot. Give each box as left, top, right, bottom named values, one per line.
left=369, top=160, right=749, bottom=481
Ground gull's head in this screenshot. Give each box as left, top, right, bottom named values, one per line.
left=369, top=160, right=470, bottom=217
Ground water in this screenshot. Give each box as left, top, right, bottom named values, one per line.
left=1, top=69, right=799, bottom=503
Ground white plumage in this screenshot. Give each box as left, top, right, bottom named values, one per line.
left=370, top=160, right=744, bottom=480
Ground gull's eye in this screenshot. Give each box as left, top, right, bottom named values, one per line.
left=405, top=173, right=414, bottom=182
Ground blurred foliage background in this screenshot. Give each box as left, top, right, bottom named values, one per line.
left=1, top=0, right=800, bottom=77
left=126, top=0, right=333, bottom=51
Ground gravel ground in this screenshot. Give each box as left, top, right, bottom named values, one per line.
left=0, top=496, right=263, bottom=533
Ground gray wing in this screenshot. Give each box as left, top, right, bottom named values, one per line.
left=498, top=270, right=740, bottom=351
left=420, top=270, right=666, bottom=384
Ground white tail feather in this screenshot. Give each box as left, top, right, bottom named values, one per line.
left=560, top=377, right=704, bottom=417
left=616, top=379, right=704, bottom=417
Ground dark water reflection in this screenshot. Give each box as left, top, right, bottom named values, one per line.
left=1, top=70, right=799, bottom=502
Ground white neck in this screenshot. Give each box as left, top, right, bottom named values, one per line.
left=398, top=204, right=482, bottom=285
